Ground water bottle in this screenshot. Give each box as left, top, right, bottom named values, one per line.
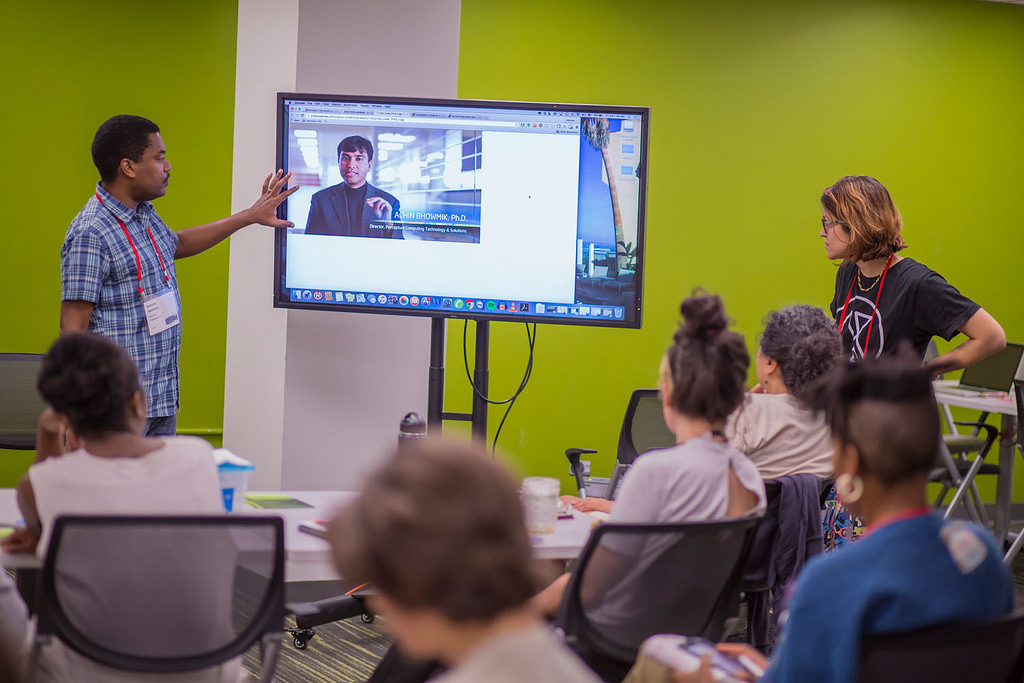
left=398, top=412, right=427, bottom=450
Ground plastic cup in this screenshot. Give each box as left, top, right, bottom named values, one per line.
left=214, top=449, right=256, bottom=512
left=522, top=476, right=560, bottom=535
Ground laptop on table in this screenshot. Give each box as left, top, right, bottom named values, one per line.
left=934, top=342, right=1024, bottom=397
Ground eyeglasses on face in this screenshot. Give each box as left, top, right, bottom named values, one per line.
left=821, top=218, right=844, bottom=230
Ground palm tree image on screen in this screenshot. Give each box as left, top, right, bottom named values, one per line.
left=582, top=117, right=625, bottom=272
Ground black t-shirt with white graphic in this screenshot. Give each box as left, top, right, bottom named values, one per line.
left=829, top=258, right=979, bottom=361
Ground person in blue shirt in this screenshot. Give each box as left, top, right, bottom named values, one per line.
left=633, top=351, right=1013, bottom=683
left=60, top=114, right=297, bottom=436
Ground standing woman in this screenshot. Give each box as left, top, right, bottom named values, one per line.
left=820, top=175, right=1004, bottom=369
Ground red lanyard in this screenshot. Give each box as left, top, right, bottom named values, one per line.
left=838, top=253, right=894, bottom=358
left=95, top=192, right=170, bottom=297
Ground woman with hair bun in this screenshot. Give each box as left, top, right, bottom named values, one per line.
left=563, top=303, right=836, bottom=514
left=534, top=291, right=766, bottom=618
left=725, top=305, right=840, bottom=480
left=820, top=175, right=1004, bottom=369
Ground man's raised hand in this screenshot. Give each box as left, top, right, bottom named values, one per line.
left=249, top=170, right=299, bottom=228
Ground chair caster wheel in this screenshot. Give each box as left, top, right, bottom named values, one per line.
left=361, top=612, right=375, bottom=624
left=287, top=627, right=316, bottom=650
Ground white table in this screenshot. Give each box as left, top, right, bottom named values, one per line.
left=1, top=489, right=598, bottom=579
left=933, top=380, right=1020, bottom=545
left=242, top=490, right=599, bottom=582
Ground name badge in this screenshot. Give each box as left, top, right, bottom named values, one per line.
left=143, top=287, right=181, bottom=336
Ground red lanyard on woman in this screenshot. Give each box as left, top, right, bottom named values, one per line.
left=838, top=253, right=894, bottom=357
left=95, top=193, right=170, bottom=297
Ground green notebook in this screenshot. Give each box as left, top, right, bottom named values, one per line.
left=245, top=494, right=313, bottom=509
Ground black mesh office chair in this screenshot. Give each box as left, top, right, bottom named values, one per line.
left=0, top=353, right=46, bottom=450
left=26, top=515, right=286, bottom=682
left=556, top=518, right=759, bottom=682
left=857, top=611, right=1024, bottom=683
left=566, top=389, right=676, bottom=500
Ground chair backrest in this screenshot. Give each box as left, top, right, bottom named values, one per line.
left=0, top=353, right=46, bottom=450
left=1014, top=380, right=1023, bottom=451
left=34, top=514, right=285, bottom=674
left=617, top=389, right=676, bottom=466
left=858, top=611, right=1024, bottom=683
left=557, top=517, right=759, bottom=665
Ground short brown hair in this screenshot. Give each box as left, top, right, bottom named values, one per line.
left=328, top=439, right=536, bottom=622
left=821, top=175, right=907, bottom=262
left=659, top=291, right=749, bottom=422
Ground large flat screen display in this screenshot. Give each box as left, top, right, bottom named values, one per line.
left=274, top=93, right=649, bottom=328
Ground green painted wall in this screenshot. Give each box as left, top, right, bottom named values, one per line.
left=1, top=0, right=1021, bottom=502
left=454, top=0, right=1024, bottom=497
left=0, top=0, right=238, bottom=485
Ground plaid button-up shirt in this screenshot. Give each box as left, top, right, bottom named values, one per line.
left=60, top=183, right=182, bottom=418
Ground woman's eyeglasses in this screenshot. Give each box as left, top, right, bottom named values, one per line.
left=821, top=218, right=844, bottom=230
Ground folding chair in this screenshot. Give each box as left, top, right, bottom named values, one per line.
left=556, top=518, right=759, bottom=682
left=566, top=389, right=676, bottom=500
left=26, top=514, right=286, bottom=682
left=926, top=341, right=1000, bottom=525
left=1002, top=380, right=1024, bottom=564
left=931, top=427, right=998, bottom=525
left=858, top=611, right=1024, bottom=683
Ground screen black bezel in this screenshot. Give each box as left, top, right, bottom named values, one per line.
left=273, top=92, right=649, bottom=329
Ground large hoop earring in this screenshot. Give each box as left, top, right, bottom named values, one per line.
left=835, top=473, right=864, bottom=505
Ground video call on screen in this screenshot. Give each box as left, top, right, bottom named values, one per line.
left=276, top=95, right=647, bottom=327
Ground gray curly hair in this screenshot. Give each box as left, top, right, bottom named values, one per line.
left=760, top=305, right=841, bottom=406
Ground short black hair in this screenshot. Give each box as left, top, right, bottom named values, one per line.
left=759, top=305, right=841, bottom=406
left=37, top=333, right=142, bottom=439
left=337, top=135, right=373, bottom=161
left=812, top=350, right=940, bottom=486
left=91, top=115, right=161, bottom=182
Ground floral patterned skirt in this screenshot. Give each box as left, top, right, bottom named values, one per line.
left=822, top=485, right=864, bottom=551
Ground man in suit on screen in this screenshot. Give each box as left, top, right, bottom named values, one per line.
left=304, top=135, right=402, bottom=239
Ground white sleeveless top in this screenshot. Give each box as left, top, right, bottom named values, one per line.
left=29, top=436, right=223, bottom=555
left=26, top=436, right=243, bottom=683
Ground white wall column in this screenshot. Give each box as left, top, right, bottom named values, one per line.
left=224, top=0, right=300, bottom=489
left=226, top=0, right=462, bottom=490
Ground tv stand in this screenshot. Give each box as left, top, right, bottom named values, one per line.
left=427, top=316, right=489, bottom=441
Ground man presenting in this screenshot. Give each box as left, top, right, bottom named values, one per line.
left=60, top=114, right=297, bottom=436
left=304, top=135, right=402, bottom=239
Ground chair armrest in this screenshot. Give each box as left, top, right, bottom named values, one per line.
left=565, top=448, right=597, bottom=498
left=952, top=421, right=998, bottom=444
